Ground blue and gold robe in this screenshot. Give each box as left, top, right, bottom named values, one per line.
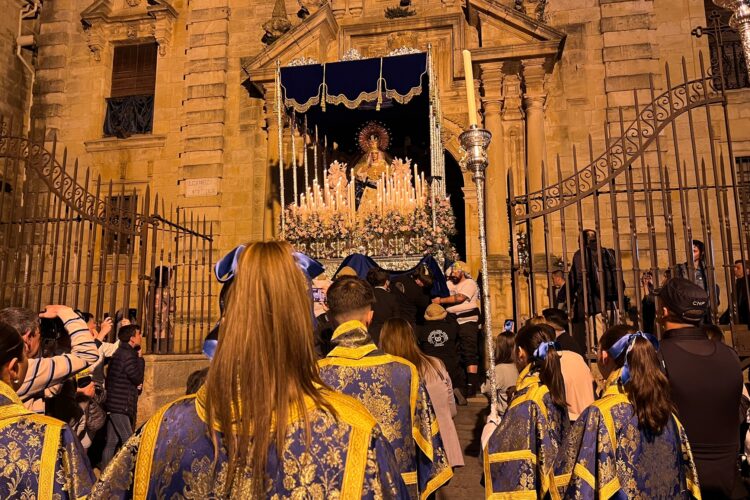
left=0, top=381, right=94, bottom=499
left=483, top=364, right=569, bottom=499
left=319, top=320, right=453, bottom=499
left=91, top=384, right=409, bottom=499
left=552, top=370, right=701, bottom=499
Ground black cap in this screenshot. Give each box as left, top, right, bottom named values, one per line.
left=654, top=277, right=708, bottom=323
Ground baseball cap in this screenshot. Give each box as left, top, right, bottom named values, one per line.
left=654, top=277, right=708, bottom=323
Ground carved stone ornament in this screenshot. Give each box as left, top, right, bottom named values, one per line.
left=386, top=31, right=419, bottom=53
left=81, top=0, right=178, bottom=60
left=298, top=0, right=325, bottom=15
left=387, top=46, right=421, bottom=56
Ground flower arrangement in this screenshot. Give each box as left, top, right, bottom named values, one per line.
left=283, top=194, right=458, bottom=260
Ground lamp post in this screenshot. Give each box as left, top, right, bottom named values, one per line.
left=460, top=49, right=500, bottom=415
left=460, top=125, right=498, bottom=415
left=714, top=0, right=750, bottom=79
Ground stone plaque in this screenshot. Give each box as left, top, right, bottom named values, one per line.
left=184, top=178, right=219, bottom=197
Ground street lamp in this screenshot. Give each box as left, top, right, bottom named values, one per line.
left=714, top=0, right=750, bottom=78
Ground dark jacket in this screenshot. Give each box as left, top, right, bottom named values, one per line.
left=392, top=275, right=432, bottom=328
left=314, top=312, right=335, bottom=359
left=370, top=287, right=401, bottom=345
left=661, top=327, right=742, bottom=498
left=105, top=341, right=145, bottom=420
left=417, top=317, right=461, bottom=387
left=555, top=284, right=568, bottom=313
left=720, top=277, right=749, bottom=326
left=569, top=245, right=621, bottom=321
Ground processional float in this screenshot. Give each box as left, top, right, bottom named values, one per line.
left=273, top=49, right=456, bottom=267
left=273, top=47, right=502, bottom=417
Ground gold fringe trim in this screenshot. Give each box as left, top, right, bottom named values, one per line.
left=325, top=89, right=382, bottom=109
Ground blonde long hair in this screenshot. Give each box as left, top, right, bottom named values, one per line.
left=205, top=241, right=332, bottom=496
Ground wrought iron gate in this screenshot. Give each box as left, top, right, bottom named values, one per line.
left=0, top=116, right=214, bottom=354
left=508, top=46, right=750, bottom=353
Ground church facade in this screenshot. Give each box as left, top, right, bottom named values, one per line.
left=2, top=0, right=750, bottom=325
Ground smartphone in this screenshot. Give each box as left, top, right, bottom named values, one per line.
left=503, top=319, right=515, bottom=333
left=312, top=288, right=326, bottom=303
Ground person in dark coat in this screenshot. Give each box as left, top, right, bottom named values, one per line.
left=720, top=259, right=750, bottom=326
left=366, top=267, right=401, bottom=345
left=392, top=264, right=434, bottom=329
left=417, top=304, right=461, bottom=390
left=656, top=278, right=742, bottom=498
left=101, top=324, right=145, bottom=468
left=552, top=270, right=568, bottom=313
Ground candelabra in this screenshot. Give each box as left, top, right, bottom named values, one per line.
left=715, top=0, right=750, bottom=79
left=459, top=125, right=500, bottom=416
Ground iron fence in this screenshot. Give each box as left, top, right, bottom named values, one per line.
left=507, top=49, right=750, bottom=355
left=0, top=116, right=214, bottom=354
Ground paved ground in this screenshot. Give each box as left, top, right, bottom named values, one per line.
left=440, top=395, right=488, bottom=498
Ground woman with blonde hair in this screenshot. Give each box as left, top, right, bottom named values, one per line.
left=92, top=241, right=408, bottom=499
left=0, top=320, right=94, bottom=499
left=380, top=317, right=464, bottom=470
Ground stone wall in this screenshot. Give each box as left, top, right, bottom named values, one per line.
left=0, top=1, right=32, bottom=126
left=12, top=0, right=750, bottom=323
left=137, top=353, right=209, bottom=426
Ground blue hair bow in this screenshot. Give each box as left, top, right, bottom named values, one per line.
left=533, top=341, right=560, bottom=360
left=214, top=244, right=246, bottom=283
left=607, top=331, right=659, bottom=384
left=293, top=252, right=325, bottom=280
left=213, top=245, right=325, bottom=283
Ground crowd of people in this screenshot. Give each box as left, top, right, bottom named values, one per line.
left=0, top=238, right=746, bottom=499
left=0, top=303, right=147, bottom=498
left=485, top=275, right=744, bottom=499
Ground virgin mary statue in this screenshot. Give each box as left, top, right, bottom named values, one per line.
left=353, top=122, right=391, bottom=212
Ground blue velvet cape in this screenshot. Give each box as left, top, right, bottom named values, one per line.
left=483, top=364, right=570, bottom=499
left=91, top=384, right=409, bottom=499
left=318, top=320, right=453, bottom=499
left=552, top=370, right=702, bottom=499
left=0, top=381, right=94, bottom=499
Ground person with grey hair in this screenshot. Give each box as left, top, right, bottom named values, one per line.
left=0, top=305, right=100, bottom=414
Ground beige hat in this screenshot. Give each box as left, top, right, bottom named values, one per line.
left=424, top=303, right=448, bottom=321
left=335, top=266, right=358, bottom=279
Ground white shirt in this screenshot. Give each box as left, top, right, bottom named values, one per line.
left=446, top=278, right=480, bottom=323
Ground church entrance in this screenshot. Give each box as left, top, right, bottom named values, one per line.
left=444, top=152, right=465, bottom=262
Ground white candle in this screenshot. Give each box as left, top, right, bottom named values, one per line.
left=462, top=49, right=478, bottom=127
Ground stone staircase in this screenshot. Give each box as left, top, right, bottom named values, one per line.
left=440, top=396, right=488, bottom=498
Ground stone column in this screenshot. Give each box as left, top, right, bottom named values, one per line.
left=522, top=58, right=548, bottom=312
left=480, top=62, right=507, bottom=258
left=480, top=62, right=512, bottom=323
left=501, top=70, right=527, bottom=318
left=263, top=84, right=281, bottom=239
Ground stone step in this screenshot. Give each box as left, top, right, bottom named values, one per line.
left=440, top=399, right=488, bottom=498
